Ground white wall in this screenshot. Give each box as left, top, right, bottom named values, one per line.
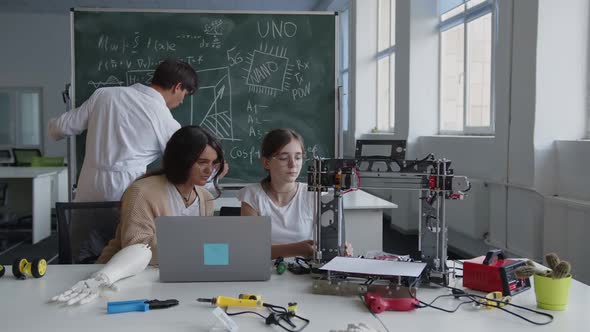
left=350, top=0, right=378, bottom=137
left=534, top=0, right=589, bottom=195
left=556, top=140, right=590, bottom=201
left=0, top=13, right=70, bottom=158
left=352, top=0, right=590, bottom=284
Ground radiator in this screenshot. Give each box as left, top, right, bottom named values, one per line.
left=544, top=196, right=590, bottom=285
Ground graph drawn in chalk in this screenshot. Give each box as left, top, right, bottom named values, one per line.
left=197, top=67, right=239, bottom=141
left=88, top=75, right=124, bottom=88
left=242, top=43, right=293, bottom=96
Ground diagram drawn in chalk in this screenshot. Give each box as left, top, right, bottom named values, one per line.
left=197, top=67, right=239, bottom=141
left=88, top=75, right=124, bottom=88
left=242, top=43, right=293, bottom=97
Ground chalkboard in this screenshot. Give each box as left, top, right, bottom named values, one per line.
left=72, top=10, right=337, bottom=183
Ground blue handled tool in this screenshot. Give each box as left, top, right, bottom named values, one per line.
left=107, top=299, right=179, bottom=314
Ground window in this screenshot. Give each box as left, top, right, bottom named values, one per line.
left=439, top=0, right=494, bottom=135
left=376, top=0, right=396, bottom=132
left=0, top=88, right=42, bottom=148
left=339, top=8, right=349, bottom=132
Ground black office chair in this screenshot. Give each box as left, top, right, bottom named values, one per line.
left=0, top=183, right=16, bottom=225
left=12, top=148, right=42, bottom=166
left=56, top=201, right=121, bottom=264
left=219, top=206, right=241, bottom=216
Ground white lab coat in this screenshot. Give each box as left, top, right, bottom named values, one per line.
left=48, top=84, right=181, bottom=202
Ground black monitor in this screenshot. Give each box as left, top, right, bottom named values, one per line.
left=0, top=149, right=14, bottom=165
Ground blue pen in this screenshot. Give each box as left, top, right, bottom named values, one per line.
left=107, top=299, right=179, bottom=314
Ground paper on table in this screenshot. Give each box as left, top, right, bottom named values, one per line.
left=319, top=257, right=427, bottom=277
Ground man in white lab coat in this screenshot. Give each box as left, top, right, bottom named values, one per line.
left=48, top=59, right=196, bottom=202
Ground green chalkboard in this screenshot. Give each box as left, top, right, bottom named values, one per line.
left=73, top=10, right=336, bottom=183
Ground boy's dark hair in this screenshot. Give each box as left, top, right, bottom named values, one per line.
left=151, top=59, right=199, bottom=94
left=259, top=128, right=304, bottom=191
left=148, top=125, right=224, bottom=197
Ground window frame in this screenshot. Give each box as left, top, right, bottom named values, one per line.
left=375, top=0, right=396, bottom=133
left=0, top=87, right=43, bottom=150
left=438, top=0, right=495, bottom=135
left=339, top=7, right=350, bottom=132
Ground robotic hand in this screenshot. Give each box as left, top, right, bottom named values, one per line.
left=52, top=243, right=152, bottom=305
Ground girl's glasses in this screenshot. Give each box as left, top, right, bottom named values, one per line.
left=271, top=154, right=304, bottom=166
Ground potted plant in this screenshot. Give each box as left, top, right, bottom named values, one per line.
left=515, top=253, right=572, bottom=311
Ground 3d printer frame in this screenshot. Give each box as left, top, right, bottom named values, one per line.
left=306, top=140, right=470, bottom=286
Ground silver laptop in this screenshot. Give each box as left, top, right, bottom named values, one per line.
left=155, top=216, right=271, bottom=282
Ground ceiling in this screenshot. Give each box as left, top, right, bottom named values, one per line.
left=0, top=0, right=347, bottom=14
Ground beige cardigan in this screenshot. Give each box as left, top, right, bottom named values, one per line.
left=97, top=174, right=214, bottom=265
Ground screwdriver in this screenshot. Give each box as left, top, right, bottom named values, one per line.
left=197, top=295, right=264, bottom=308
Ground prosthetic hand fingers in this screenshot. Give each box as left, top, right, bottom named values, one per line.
left=66, top=290, right=93, bottom=305
left=51, top=291, right=69, bottom=302
left=53, top=283, right=84, bottom=302
left=79, top=291, right=99, bottom=305
left=52, top=279, right=85, bottom=302
left=57, top=289, right=84, bottom=303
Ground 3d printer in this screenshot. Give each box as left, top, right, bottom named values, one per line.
left=306, top=140, right=471, bottom=288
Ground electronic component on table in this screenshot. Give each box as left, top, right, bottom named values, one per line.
left=463, top=250, right=531, bottom=296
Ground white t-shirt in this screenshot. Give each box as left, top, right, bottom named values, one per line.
left=237, top=182, right=315, bottom=244
left=166, top=183, right=201, bottom=216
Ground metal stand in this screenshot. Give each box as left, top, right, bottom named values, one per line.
left=61, top=83, right=76, bottom=202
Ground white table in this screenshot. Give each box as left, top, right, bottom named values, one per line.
left=0, top=264, right=587, bottom=331
left=214, top=190, right=398, bottom=255
left=0, top=167, right=68, bottom=243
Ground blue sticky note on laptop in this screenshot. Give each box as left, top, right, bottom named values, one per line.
left=203, top=243, right=229, bottom=265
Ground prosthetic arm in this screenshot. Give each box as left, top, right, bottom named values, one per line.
left=52, top=243, right=152, bottom=305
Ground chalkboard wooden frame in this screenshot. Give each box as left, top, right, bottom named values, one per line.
left=69, top=8, right=340, bottom=188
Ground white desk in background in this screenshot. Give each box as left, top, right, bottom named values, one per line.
left=214, top=190, right=398, bottom=256
left=1, top=264, right=588, bottom=331
left=0, top=167, right=68, bottom=244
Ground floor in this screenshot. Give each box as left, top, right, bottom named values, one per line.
left=0, top=218, right=59, bottom=266
left=0, top=214, right=463, bottom=266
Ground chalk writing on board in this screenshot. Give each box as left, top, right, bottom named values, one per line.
left=243, top=43, right=293, bottom=97
left=87, top=75, right=124, bottom=88
left=291, top=59, right=312, bottom=100
left=126, top=69, right=153, bottom=85
left=229, top=145, right=261, bottom=165
left=226, top=46, right=244, bottom=67
left=257, top=20, right=298, bottom=39
left=228, top=143, right=319, bottom=166
left=246, top=100, right=270, bottom=138
left=75, top=11, right=336, bottom=184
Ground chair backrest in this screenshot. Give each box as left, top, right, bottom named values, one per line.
left=0, top=183, right=7, bottom=207
left=31, top=156, right=64, bottom=167
left=56, top=201, right=121, bottom=264
left=12, top=148, right=42, bottom=166
left=219, top=206, right=241, bottom=216
left=0, top=149, right=14, bottom=165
